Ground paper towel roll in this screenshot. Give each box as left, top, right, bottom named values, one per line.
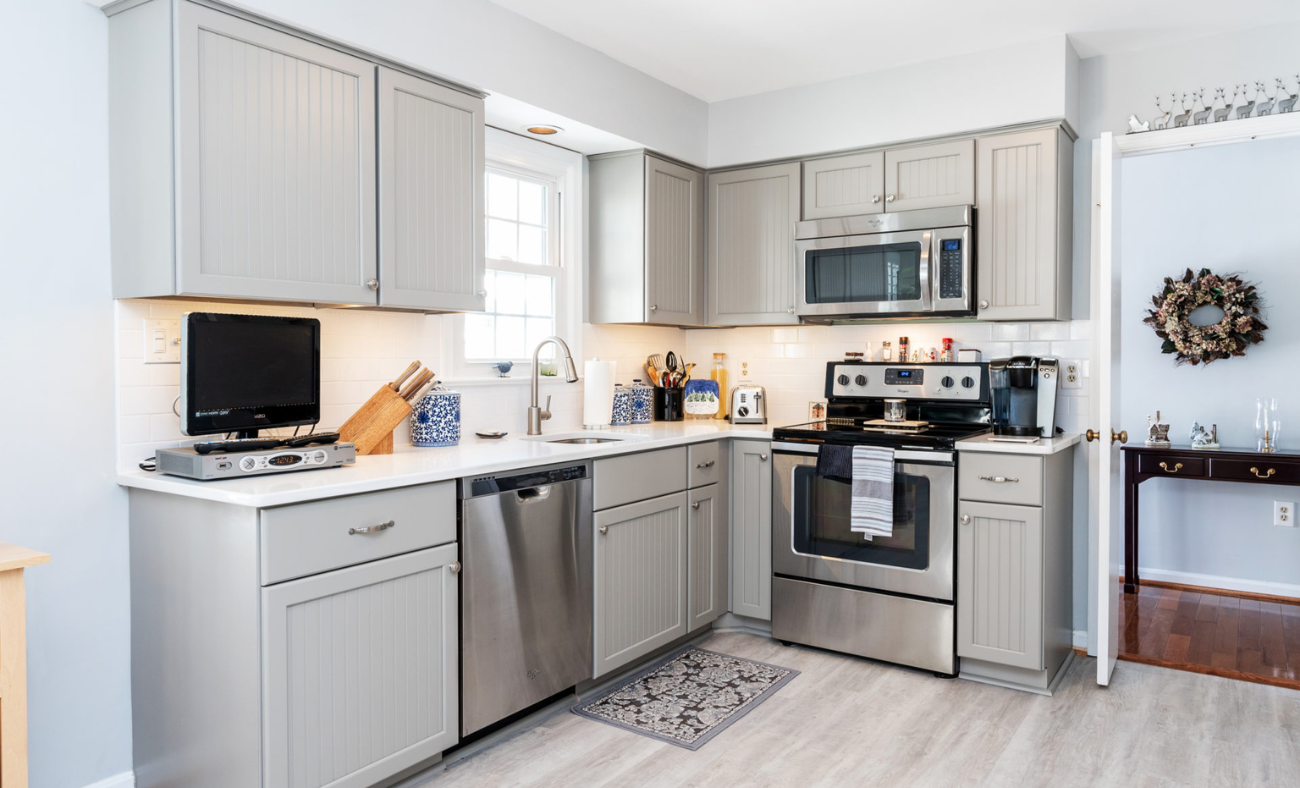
left=583, top=359, right=616, bottom=429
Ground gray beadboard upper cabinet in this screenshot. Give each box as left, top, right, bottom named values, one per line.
left=801, top=151, right=884, bottom=220
left=975, top=127, right=1074, bottom=321
left=588, top=151, right=704, bottom=326
left=707, top=163, right=801, bottom=326
left=378, top=67, right=485, bottom=312
left=883, top=139, right=976, bottom=212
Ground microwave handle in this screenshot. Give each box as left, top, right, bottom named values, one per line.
left=918, top=230, right=933, bottom=312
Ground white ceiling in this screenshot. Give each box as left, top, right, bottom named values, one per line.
left=488, top=0, right=1300, bottom=103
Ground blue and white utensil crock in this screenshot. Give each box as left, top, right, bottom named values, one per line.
left=611, top=384, right=632, bottom=426
left=630, top=379, right=652, bottom=424
left=411, top=383, right=461, bottom=447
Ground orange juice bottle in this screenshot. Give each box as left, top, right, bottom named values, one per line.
left=711, top=353, right=728, bottom=419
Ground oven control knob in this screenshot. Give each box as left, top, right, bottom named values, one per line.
left=962, top=376, right=976, bottom=389
left=837, top=374, right=850, bottom=386
left=941, top=376, right=955, bottom=389
left=854, top=374, right=867, bottom=386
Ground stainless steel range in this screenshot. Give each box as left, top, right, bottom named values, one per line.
left=771, top=360, right=991, bottom=676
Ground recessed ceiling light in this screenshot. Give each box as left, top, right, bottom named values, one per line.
left=525, top=124, right=563, bottom=136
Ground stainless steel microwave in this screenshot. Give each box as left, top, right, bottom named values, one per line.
left=794, top=205, right=973, bottom=321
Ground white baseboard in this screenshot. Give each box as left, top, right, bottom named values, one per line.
left=1138, top=567, right=1300, bottom=600
left=83, top=772, right=134, bottom=788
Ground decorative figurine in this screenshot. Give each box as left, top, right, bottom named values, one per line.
left=1127, top=114, right=1151, bottom=133
left=1255, top=81, right=1276, bottom=117
left=1192, top=88, right=1214, bottom=125
left=493, top=360, right=514, bottom=378
left=1190, top=422, right=1220, bottom=450
left=1277, top=76, right=1299, bottom=114
left=1212, top=87, right=1235, bottom=123
left=1236, top=84, right=1257, bottom=119
left=1173, top=93, right=1195, bottom=128
left=1152, top=94, right=1174, bottom=130
left=1145, top=411, right=1172, bottom=448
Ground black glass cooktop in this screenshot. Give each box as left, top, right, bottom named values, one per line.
left=773, top=420, right=991, bottom=451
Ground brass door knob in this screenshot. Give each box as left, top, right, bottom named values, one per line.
left=1086, top=429, right=1100, bottom=442
left=1112, top=429, right=1128, bottom=445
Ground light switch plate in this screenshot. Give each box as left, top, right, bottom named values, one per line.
left=142, top=318, right=180, bottom=364
left=1275, top=501, right=1294, bottom=527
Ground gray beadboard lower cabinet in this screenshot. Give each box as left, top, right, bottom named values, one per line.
left=593, top=492, right=689, bottom=678
left=730, top=440, right=772, bottom=620
left=687, top=484, right=729, bottom=633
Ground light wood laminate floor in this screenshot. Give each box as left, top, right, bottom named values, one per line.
left=416, top=632, right=1300, bottom=788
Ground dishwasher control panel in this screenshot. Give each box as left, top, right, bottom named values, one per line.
left=466, top=463, right=588, bottom=497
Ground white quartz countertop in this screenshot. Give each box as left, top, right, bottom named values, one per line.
left=955, top=432, right=1082, bottom=455
left=117, top=421, right=774, bottom=508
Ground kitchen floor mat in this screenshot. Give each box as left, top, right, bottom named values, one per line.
left=571, top=646, right=799, bottom=750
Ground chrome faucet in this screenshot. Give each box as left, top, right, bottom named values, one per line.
left=527, top=336, right=580, bottom=435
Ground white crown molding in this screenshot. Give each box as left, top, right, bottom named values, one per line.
left=1116, top=111, right=1300, bottom=157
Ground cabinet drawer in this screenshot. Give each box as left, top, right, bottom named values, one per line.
left=594, top=447, right=687, bottom=510
left=1137, top=454, right=1207, bottom=478
left=959, top=454, right=1043, bottom=507
left=1209, top=458, right=1300, bottom=485
left=261, top=482, right=456, bottom=585
left=688, top=442, right=722, bottom=488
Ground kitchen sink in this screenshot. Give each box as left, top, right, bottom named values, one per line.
left=521, top=431, right=649, bottom=444
left=548, top=437, right=622, bottom=444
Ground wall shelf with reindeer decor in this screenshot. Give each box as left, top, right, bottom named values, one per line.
left=1118, top=107, right=1300, bottom=157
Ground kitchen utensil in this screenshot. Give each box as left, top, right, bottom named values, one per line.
left=647, top=354, right=665, bottom=374
left=411, top=383, right=461, bottom=447
left=389, top=360, right=422, bottom=391
left=475, top=431, right=508, bottom=439
left=399, top=368, right=434, bottom=401
left=681, top=362, right=696, bottom=382
left=884, top=398, right=906, bottom=422
left=665, top=351, right=679, bottom=374
left=340, top=360, right=434, bottom=455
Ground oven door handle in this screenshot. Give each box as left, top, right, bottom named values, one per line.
left=772, top=441, right=821, bottom=455
left=772, top=442, right=952, bottom=464
left=918, top=230, right=933, bottom=313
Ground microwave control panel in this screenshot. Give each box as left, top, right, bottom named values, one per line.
left=938, top=239, right=964, bottom=299
left=829, top=363, right=984, bottom=400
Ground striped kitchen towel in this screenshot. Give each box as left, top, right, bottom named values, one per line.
left=850, top=445, right=894, bottom=538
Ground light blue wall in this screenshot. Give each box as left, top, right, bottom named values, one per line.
left=1121, top=136, right=1300, bottom=590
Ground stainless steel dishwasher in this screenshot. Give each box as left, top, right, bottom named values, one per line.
left=459, top=462, right=592, bottom=736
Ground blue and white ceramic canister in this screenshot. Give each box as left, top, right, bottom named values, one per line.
left=611, top=384, right=632, bottom=426
left=411, top=383, right=461, bottom=447
left=630, top=379, right=652, bottom=424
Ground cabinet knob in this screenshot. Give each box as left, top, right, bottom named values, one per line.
left=448, top=561, right=461, bottom=574
left=886, top=194, right=896, bottom=203
left=978, top=299, right=989, bottom=309
left=650, top=305, right=658, bottom=312
left=366, top=278, right=379, bottom=290
left=759, top=453, right=768, bottom=461
left=691, top=501, right=701, bottom=510
left=787, top=306, right=796, bottom=314
left=599, top=525, right=609, bottom=535
left=477, top=290, right=487, bottom=298
left=1112, top=429, right=1128, bottom=445
left=871, top=195, right=881, bottom=204
left=960, top=514, right=971, bottom=525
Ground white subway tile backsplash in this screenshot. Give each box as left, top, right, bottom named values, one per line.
left=1011, top=341, right=1051, bottom=356
left=1030, top=322, right=1071, bottom=341
left=992, top=323, right=1030, bottom=342
left=1070, top=319, right=1092, bottom=340
left=771, top=328, right=799, bottom=343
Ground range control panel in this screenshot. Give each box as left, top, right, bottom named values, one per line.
left=828, top=363, right=984, bottom=400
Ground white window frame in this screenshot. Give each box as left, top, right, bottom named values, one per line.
left=446, top=129, right=584, bottom=382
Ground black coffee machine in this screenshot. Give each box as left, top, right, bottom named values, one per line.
left=989, top=357, right=1060, bottom=437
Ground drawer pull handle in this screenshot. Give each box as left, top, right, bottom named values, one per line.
left=978, top=475, right=1019, bottom=483
left=599, top=525, right=609, bottom=536
left=1159, top=462, right=1183, bottom=473
left=348, top=520, right=395, bottom=536
left=695, top=460, right=715, bottom=469
left=448, top=561, right=461, bottom=575
left=1251, top=467, right=1276, bottom=479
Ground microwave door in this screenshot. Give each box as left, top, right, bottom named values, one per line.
left=796, top=230, right=931, bottom=319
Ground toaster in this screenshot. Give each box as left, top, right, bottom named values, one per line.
left=730, top=385, right=767, bottom=424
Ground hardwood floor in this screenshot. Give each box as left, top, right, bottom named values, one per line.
left=411, top=632, right=1300, bottom=788
left=1118, top=584, right=1300, bottom=690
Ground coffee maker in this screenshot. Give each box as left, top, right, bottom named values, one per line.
left=989, top=357, right=1059, bottom=438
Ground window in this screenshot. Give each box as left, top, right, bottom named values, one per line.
left=463, top=169, right=560, bottom=363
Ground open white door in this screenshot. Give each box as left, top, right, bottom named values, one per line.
left=1091, top=132, right=1124, bottom=686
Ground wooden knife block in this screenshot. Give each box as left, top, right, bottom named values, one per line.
left=339, top=385, right=411, bottom=455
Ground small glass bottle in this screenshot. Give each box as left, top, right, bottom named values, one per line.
left=882, top=341, right=893, bottom=362
left=711, top=353, right=729, bottom=420
left=940, top=338, right=953, bottom=363
left=898, top=336, right=910, bottom=363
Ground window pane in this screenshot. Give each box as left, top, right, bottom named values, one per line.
left=487, top=173, right=518, bottom=220
left=494, top=271, right=527, bottom=315
left=526, top=317, right=554, bottom=354
left=481, top=269, right=496, bottom=312
left=517, top=225, right=545, bottom=266
left=464, top=314, right=495, bottom=360
left=525, top=275, right=553, bottom=317
left=487, top=219, right=517, bottom=261
left=518, top=181, right=545, bottom=226
left=496, top=316, right=526, bottom=358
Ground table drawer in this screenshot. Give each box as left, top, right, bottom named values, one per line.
left=688, top=442, right=722, bottom=488
left=260, top=482, right=457, bottom=585
left=1137, top=454, right=1206, bottom=477
left=1209, top=458, right=1300, bottom=485
left=594, top=447, right=687, bottom=510
left=958, top=453, right=1043, bottom=507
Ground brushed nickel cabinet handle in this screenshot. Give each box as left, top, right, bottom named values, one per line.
left=691, top=501, right=701, bottom=510
left=960, top=514, right=971, bottom=525
left=979, top=299, right=989, bottom=309
left=366, top=278, right=379, bottom=290
left=448, top=561, right=461, bottom=574
left=1159, top=462, right=1183, bottom=473
left=760, top=453, right=768, bottom=461
left=650, top=305, right=658, bottom=312
left=599, top=525, right=609, bottom=535
left=349, top=520, right=395, bottom=535
left=978, top=475, right=1019, bottom=483
left=788, top=306, right=796, bottom=314
left=477, top=289, right=487, bottom=297
left=1251, top=467, right=1276, bottom=479
left=886, top=194, right=896, bottom=202
left=695, top=461, right=715, bottom=469
left=871, top=195, right=881, bottom=204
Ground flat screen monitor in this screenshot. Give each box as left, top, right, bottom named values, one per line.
left=180, top=313, right=320, bottom=437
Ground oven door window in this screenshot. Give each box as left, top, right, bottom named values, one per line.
left=803, top=242, right=923, bottom=305
left=791, top=465, right=930, bottom=570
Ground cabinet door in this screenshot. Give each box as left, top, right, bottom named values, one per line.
left=975, top=128, right=1069, bottom=321
left=707, top=164, right=800, bottom=326
left=593, top=492, right=688, bottom=678
left=176, top=2, right=378, bottom=304
left=883, top=139, right=975, bottom=212
left=956, top=500, right=1043, bottom=670
left=378, top=67, right=485, bottom=312
left=262, top=544, right=459, bottom=788
left=731, top=440, right=772, bottom=620
left=801, top=151, right=884, bottom=220
left=688, top=484, right=729, bottom=632
left=645, top=156, right=704, bottom=325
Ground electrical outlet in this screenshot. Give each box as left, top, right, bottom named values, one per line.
left=1061, top=359, right=1082, bottom=390
left=1275, top=501, right=1295, bottom=527
left=741, top=361, right=750, bottom=377
left=142, top=318, right=180, bottom=364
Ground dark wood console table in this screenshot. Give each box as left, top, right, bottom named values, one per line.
left=1122, top=444, right=1300, bottom=593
